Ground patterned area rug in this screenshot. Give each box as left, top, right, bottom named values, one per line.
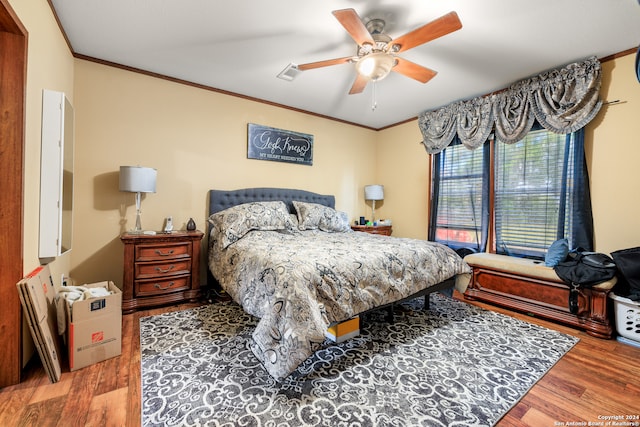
left=140, top=294, right=578, bottom=426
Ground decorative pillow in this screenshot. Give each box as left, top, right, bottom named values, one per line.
left=545, top=238, right=569, bottom=267
left=208, top=201, right=296, bottom=248
left=293, top=201, right=351, bottom=233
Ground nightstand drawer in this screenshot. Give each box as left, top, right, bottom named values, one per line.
left=135, top=276, right=190, bottom=297
left=135, top=242, right=191, bottom=261
left=135, top=259, right=191, bottom=279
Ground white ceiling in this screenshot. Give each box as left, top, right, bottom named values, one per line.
left=51, top=0, right=640, bottom=130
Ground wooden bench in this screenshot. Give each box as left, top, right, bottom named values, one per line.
left=463, top=253, right=616, bottom=338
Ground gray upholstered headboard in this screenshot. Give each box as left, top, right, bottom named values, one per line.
left=208, top=187, right=335, bottom=217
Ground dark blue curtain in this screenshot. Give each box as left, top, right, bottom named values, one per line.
left=569, top=128, right=594, bottom=251
left=427, top=152, right=442, bottom=242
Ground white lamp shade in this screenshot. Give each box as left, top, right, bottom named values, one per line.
left=356, top=53, right=395, bottom=81
left=119, top=166, right=157, bottom=193
left=364, top=184, right=384, bottom=201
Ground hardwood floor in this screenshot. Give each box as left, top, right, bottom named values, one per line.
left=0, top=294, right=639, bottom=426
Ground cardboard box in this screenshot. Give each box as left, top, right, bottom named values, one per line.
left=326, top=316, right=360, bottom=343
left=65, top=281, right=122, bottom=371
left=16, top=265, right=62, bottom=383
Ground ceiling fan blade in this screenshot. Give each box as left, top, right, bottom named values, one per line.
left=297, top=57, right=353, bottom=71
left=389, top=11, right=462, bottom=53
left=332, top=8, right=375, bottom=47
left=349, top=74, right=368, bottom=94
left=393, top=57, right=437, bottom=83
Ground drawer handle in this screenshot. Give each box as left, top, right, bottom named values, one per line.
left=155, top=249, right=175, bottom=256
left=155, top=265, right=175, bottom=273
left=154, top=282, right=175, bottom=291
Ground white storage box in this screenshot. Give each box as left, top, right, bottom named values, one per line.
left=610, top=293, right=640, bottom=343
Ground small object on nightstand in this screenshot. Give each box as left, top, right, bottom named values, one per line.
left=186, top=217, right=196, bottom=231
left=164, top=216, right=173, bottom=232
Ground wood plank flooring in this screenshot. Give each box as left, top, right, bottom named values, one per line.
left=0, top=294, right=639, bottom=426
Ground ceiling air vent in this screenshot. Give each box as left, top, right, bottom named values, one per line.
left=277, top=63, right=301, bottom=81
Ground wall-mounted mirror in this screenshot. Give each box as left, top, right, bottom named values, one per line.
left=39, top=89, right=74, bottom=258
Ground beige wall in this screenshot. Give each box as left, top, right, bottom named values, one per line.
left=587, top=54, right=640, bottom=254
left=10, top=0, right=74, bottom=281
left=374, top=123, right=430, bottom=239
left=376, top=53, right=640, bottom=254
left=71, top=60, right=377, bottom=287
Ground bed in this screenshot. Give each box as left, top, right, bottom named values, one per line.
left=207, top=187, right=472, bottom=380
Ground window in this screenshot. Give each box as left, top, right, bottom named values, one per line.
left=495, top=128, right=569, bottom=257
left=430, top=125, right=593, bottom=259
left=428, top=138, right=488, bottom=252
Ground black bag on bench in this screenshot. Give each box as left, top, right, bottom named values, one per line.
left=611, top=246, right=640, bottom=301
left=554, top=251, right=617, bottom=314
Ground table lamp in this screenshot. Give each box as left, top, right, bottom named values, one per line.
left=119, top=166, right=157, bottom=233
left=364, top=184, right=384, bottom=223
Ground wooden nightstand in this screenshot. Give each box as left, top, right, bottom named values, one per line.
left=351, top=225, right=393, bottom=236
left=120, top=230, right=204, bottom=314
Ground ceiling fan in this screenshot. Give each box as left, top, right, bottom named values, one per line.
left=297, top=9, right=462, bottom=95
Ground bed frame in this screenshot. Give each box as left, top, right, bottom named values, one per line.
left=206, top=187, right=455, bottom=320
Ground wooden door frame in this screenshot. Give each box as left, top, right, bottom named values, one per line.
left=0, top=0, right=27, bottom=387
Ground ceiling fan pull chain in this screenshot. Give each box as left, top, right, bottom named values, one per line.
left=371, top=81, right=378, bottom=111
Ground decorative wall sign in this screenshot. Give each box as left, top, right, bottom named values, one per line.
left=247, top=123, right=313, bottom=166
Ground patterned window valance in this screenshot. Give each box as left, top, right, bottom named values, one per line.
left=419, top=56, right=602, bottom=153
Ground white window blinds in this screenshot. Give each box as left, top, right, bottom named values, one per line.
left=494, top=129, right=575, bottom=257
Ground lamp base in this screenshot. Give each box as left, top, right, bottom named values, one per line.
left=130, top=192, right=145, bottom=233
left=135, top=209, right=142, bottom=232
left=371, top=200, right=377, bottom=224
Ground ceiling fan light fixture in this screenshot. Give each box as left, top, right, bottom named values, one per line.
left=356, top=52, right=395, bottom=81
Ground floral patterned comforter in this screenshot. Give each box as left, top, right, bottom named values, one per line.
left=209, top=226, right=471, bottom=381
